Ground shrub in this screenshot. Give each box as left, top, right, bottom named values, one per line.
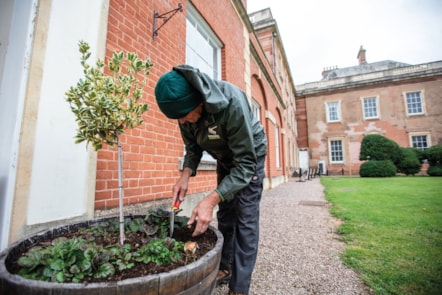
left=411, top=148, right=427, bottom=162
left=426, top=144, right=442, bottom=164
left=426, top=144, right=442, bottom=176
left=360, top=160, right=397, bottom=177
left=359, top=134, right=401, bottom=165
left=397, top=148, right=421, bottom=176
left=427, top=165, right=442, bottom=176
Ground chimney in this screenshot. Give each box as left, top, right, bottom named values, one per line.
left=357, top=45, right=367, bottom=65
left=321, top=66, right=338, bottom=80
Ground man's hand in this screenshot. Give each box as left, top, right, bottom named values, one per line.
left=188, top=191, right=221, bottom=236
left=172, top=168, right=192, bottom=207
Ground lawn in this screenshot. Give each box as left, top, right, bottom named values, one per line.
left=321, top=176, right=442, bottom=295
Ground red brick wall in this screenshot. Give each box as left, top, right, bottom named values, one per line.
left=95, top=0, right=287, bottom=210
left=96, top=0, right=213, bottom=210
left=295, top=97, right=308, bottom=148
left=250, top=34, right=287, bottom=180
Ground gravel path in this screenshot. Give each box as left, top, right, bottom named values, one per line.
left=214, top=177, right=374, bottom=295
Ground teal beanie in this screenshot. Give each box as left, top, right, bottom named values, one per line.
left=155, top=70, right=202, bottom=119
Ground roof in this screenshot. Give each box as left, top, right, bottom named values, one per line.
left=322, top=60, right=411, bottom=80
left=295, top=60, right=442, bottom=96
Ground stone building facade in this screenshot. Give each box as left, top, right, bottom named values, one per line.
left=295, top=47, right=442, bottom=175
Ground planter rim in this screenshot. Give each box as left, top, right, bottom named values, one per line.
left=0, top=216, right=223, bottom=291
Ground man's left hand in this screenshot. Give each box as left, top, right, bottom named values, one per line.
left=187, top=191, right=221, bottom=236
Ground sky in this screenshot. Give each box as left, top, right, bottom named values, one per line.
left=247, top=0, right=442, bottom=84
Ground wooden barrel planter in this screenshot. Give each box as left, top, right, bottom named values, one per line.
left=0, top=217, right=223, bottom=295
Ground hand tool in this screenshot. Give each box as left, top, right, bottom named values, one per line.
left=169, top=198, right=182, bottom=237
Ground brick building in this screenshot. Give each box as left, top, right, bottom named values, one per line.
left=295, top=46, right=442, bottom=175
left=0, top=0, right=297, bottom=247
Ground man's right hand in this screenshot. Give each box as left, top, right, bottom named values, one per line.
left=172, top=167, right=192, bottom=206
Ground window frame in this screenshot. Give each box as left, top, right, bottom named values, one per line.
left=325, top=101, right=341, bottom=123
left=404, top=90, right=425, bottom=116
left=409, top=132, right=431, bottom=151
left=274, top=123, right=281, bottom=169
left=179, top=3, right=223, bottom=169
left=186, top=3, right=222, bottom=79
left=361, top=96, right=379, bottom=120
left=251, top=99, right=261, bottom=122
left=328, top=138, right=344, bottom=164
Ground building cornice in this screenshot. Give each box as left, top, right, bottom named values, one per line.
left=296, top=61, right=442, bottom=97
left=232, top=0, right=286, bottom=109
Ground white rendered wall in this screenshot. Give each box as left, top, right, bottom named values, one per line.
left=0, top=0, right=37, bottom=250
left=27, top=0, right=107, bottom=225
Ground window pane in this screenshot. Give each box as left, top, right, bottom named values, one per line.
left=406, top=92, right=423, bottom=114
left=186, top=6, right=220, bottom=79
left=186, top=20, right=216, bottom=77
left=412, top=135, right=428, bottom=150
left=363, top=97, right=378, bottom=118
left=327, top=102, right=339, bottom=121
left=330, top=140, right=343, bottom=162
left=275, top=124, right=280, bottom=168
left=185, top=6, right=221, bottom=162
left=251, top=99, right=261, bottom=121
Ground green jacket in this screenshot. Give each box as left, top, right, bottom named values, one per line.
left=174, top=65, right=267, bottom=202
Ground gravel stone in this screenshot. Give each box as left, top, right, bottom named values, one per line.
left=214, top=177, right=374, bottom=295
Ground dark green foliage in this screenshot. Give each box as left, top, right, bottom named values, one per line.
left=397, top=148, right=421, bottom=176
left=359, top=160, right=397, bottom=177
left=411, top=147, right=427, bottom=162
left=16, top=211, right=186, bottom=283
left=426, top=144, right=442, bottom=164
left=426, top=144, right=442, bottom=176
left=359, top=134, right=401, bottom=164
left=427, top=165, right=442, bottom=176
left=133, top=237, right=183, bottom=265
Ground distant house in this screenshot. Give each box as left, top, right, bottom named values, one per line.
left=295, top=46, right=442, bottom=175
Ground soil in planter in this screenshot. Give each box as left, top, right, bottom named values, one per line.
left=6, top=218, right=217, bottom=284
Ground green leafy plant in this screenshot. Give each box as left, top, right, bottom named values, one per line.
left=359, top=134, right=401, bottom=164
left=133, top=237, right=184, bottom=265
left=397, top=147, right=421, bottom=175
left=426, top=144, right=442, bottom=176
left=16, top=213, right=187, bottom=283
left=359, top=160, right=397, bottom=177
left=65, top=41, right=153, bottom=244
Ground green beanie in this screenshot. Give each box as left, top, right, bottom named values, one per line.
left=155, top=70, right=202, bottom=119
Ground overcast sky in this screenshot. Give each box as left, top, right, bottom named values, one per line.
left=247, top=0, right=442, bottom=85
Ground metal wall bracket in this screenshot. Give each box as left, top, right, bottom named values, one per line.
left=152, top=3, right=183, bottom=40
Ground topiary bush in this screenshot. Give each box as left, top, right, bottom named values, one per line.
left=397, top=148, right=421, bottom=176
left=359, top=134, right=401, bottom=165
left=426, top=144, right=442, bottom=176
left=359, top=160, right=397, bottom=177
left=427, top=165, right=442, bottom=176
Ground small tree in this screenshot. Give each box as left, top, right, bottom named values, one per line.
left=65, top=41, right=153, bottom=245
left=397, top=147, right=421, bottom=176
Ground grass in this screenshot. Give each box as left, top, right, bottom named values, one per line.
left=320, top=176, right=442, bottom=295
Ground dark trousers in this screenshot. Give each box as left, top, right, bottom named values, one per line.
left=217, top=156, right=265, bottom=294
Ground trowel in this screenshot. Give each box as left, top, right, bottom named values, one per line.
left=169, top=199, right=182, bottom=237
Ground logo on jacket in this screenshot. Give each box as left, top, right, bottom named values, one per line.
left=208, top=125, right=220, bottom=140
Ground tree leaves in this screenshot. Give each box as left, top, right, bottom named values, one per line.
left=65, top=40, right=153, bottom=151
